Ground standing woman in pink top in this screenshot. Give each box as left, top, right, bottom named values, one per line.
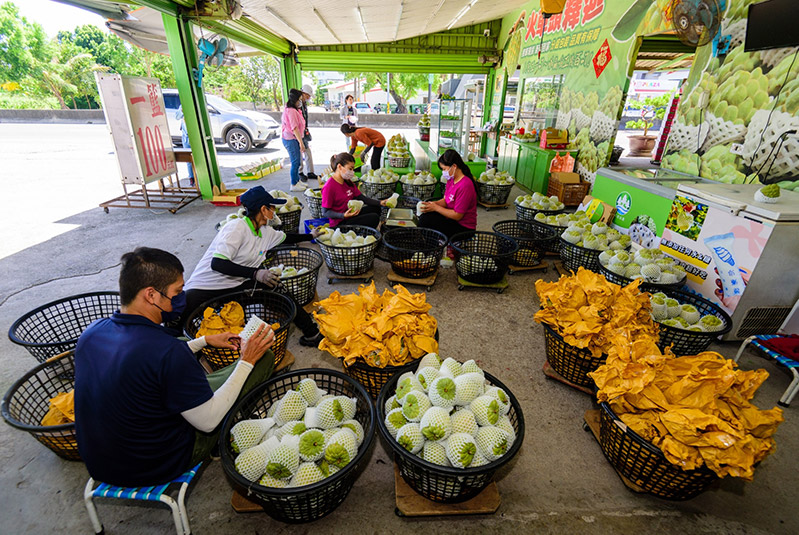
left=418, top=149, right=478, bottom=238
left=321, top=153, right=386, bottom=229
left=281, top=89, right=307, bottom=192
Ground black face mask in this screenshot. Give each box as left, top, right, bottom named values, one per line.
left=155, top=290, right=186, bottom=324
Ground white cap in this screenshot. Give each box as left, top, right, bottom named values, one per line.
left=301, top=84, right=313, bottom=97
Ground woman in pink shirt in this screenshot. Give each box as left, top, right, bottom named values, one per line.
left=419, top=149, right=478, bottom=238
left=281, top=89, right=307, bottom=191
left=321, top=153, right=386, bottom=228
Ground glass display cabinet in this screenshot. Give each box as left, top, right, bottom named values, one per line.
left=429, top=98, right=472, bottom=156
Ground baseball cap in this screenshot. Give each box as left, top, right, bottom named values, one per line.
left=240, top=186, right=287, bottom=213
left=301, top=84, right=314, bottom=97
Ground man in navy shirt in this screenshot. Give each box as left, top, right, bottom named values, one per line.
left=75, top=247, right=274, bottom=486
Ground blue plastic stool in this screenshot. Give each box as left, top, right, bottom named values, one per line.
left=83, top=463, right=202, bottom=535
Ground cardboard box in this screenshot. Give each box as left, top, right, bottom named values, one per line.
left=211, top=188, right=247, bottom=206
left=549, top=172, right=581, bottom=184
left=578, top=195, right=617, bottom=225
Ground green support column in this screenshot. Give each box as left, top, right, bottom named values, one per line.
left=163, top=13, right=220, bottom=199
left=279, top=55, right=302, bottom=103
left=481, top=69, right=496, bottom=156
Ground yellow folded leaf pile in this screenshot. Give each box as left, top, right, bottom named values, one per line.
left=534, top=268, right=659, bottom=358
left=314, top=282, right=438, bottom=367
left=196, top=301, right=245, bottom=337
left=41, top=390, right=75, bottom=426
left=589, top=340, right=784, bottom=481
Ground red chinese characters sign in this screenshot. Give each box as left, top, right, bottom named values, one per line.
left=525, top=0, right=605, bottom=41
left=123, top=77, right=175, bottom=182
left=593, top=38, right=612, bottom=78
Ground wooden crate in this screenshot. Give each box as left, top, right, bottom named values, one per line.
left=547, top=172, right=590, bottom=206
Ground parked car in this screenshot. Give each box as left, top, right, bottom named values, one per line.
left=354, top=101, right=373, bottom=114
left=162, top=89, right=279, bottom=153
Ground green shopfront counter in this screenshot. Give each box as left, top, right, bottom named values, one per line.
left=497, top=137, right=578, bottom=194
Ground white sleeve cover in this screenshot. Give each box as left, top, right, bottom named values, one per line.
left=181, top=360, right=254, bottom=432
left=186, top=336, right=207, bottom=353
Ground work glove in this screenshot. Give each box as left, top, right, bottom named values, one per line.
left=255, top=269, right=280, bottom=288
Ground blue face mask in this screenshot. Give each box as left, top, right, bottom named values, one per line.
left=156, top=290, right=186, bottom=324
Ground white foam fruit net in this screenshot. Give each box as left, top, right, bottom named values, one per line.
left=590, top=111, right=616, bottom=143
left=722, top=18, right=747, bottom=50
left=701, top=112, right=747, bottom=151
left=665, top=120, right=709, bottom=153
left=555, top=110, right=572, bottom=131
left=760, top=47, right=794, bottom=70
left=576, top=162, right=596, bottom=184
left=743, top=109, right=799, bottom=180
left=572, top=109, right=591, bottom=131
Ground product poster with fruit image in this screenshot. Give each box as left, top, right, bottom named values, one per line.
left=661, top=196, right=772, bottom=314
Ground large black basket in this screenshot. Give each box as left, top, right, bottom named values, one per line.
left=8, top=292, right=120, bottom=363
left=317, top=225, right=382, bottom=276
left=1, top=351, right=80, bottom=460
left=598, top=262, right=686, bottom=292
left=377, top=366, right=525, bottom=503
left=219, top=369, right=376, bottom=523
left=304, top=189, right=324, bottom=219
left=401, top=180, right=436, bottom=200
left=184, top=289, right=296, bottom=371
left=655, top=288, right=733, bottom=356
left=492, top=220, right=557, bottom=268
left=597, top=402, right=718, bottom=500
left=450, top=231, right=518, bottom=285
left=559, top=238, right=604, bottom=273
left=543, top=324, right=606, bottom=387
left=515, top=202, right=564, bottom=222
left=273, top=207, right=302, bottom=234
left=359, top=180, right=399, bottom=200
left=383, top=227, right=448, bottom=279
left=476, top=182, right=514, bottom=205
left=262, top=247, right=324, bottom=307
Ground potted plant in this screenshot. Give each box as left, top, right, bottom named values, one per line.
left=625, top=94, right=670, bottom=157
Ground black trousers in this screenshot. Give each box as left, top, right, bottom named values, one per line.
left=183, top=281, right=318, bottom=337
left=370, top=146, right=384, bottom=170
left=419, top=211, right=471, bottom=239
left=344, top=203, right=381, bottom=229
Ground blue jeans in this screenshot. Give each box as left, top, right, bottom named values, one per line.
left=283, top=138, right=302, bottom=185
left=181, top=127, right=194, bottom=180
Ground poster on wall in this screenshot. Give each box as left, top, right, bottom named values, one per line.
left=660, top=194, right=773, bottom=314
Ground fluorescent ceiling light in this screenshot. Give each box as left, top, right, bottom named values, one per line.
left=356, top=5, right=368, bottom=41
left=313, top=8, right=340, bottom=42
left=393, top=2, right=404, bottom=42
left=265, top=6, right=311, bottom=43
left=446, top=0, right=479, bottom=30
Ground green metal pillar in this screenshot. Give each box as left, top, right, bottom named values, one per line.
left=163, top=13, right=220, bottom=199
left=480, top=69, right=496, bottom=156
left=279, top=55, right=302, bottom=103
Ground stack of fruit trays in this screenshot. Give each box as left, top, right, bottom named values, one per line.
left=377, top=354, right=524, bottom=503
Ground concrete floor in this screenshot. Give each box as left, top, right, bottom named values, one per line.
left=0, top=124, right=797, bottom=534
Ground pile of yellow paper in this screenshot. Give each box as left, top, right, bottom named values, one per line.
left=196, top=301, right=245, bottom=337
left=314, top=282, right=438, bottom=368
left=534, top=268, right=660, bottom=358
left=589, top=340, right=784, bottom=480
left=41, top=390, right=75, bottom=426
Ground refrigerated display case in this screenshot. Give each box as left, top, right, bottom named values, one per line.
left=662, top=183, right=799, bottom=340
left=429, top=99, right=471, bottom=157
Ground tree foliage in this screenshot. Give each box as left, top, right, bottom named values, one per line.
left=0, top=2, right=50, bottom=81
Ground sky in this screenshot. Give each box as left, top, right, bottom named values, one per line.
left=15, top=0, right=110, bottom=38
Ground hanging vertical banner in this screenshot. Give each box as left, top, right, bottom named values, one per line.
left=96, top=73, right=176, bottom=185
left=592, top=38, right=612, bottom=78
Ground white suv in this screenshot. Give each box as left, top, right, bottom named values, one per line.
left=163, top=89, right=279, bottom=153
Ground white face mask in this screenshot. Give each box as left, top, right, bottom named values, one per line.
left=342, top=168, right=355, bottom=181
left=441, top=168, right=452, bottom=181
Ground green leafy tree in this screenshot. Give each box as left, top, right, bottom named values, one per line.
left=345, top=72, right=446, bottom=113
left=60, top=24, right=131, bottom=74
left=225, top=56, right=282, bottom=110
left=0, top=2, right=51, bottom=82
left=127, top=46, right=176, bottom=88
left=33, top=51, right=106, bottom=109
left=626, top=93, right=671, bottom=137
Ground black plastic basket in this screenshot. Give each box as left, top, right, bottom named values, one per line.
left=558, top=238, right=605, bottom=273
left=598, top=262, right=686, bottom=292
left=1, top=351, right=80, bottom=460
left=515, top=202, right=564, bottom=222
left=317, top=225, right=382, bottom=276
left=359, top=180, right=399, bottom=200
left=655, top=288, right=733, bottom=356
left=376, top=197, right=421, bottom=260
left=401, top=180, right=436, bottom=200
left=543, top=324, right=606, bottom=387
left=273, top=207, right=302, bottom=234
left=597, top=402, right=718, bottom=500
left=476, top=181, right=514, bottom=205
left=492, top=220, right=557, bottom=268
left=184, top=289, right=296, bottom=371
left=450, top=231, right=518, bottom=285
left=377, top=366, right=525, bottom=503
left=304, top=189, right=324, bottom=219
left=262, top=247, right=324, bottom=307
left=383, top=227, right=448, bottom=279
left=8, top=292, right=120, bottom=363
left=219, top=369, right=376, bottom=523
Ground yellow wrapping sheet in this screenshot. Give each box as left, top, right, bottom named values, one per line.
left=196, top=301, right=246, bottom=337
left=41, top=390, right=75, bottom=426
left=314, top=282, right=438, bottom=367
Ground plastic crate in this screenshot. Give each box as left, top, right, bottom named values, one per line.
left=219, top=369, right=376, bottom=523
left=542, top=325, right=606, bottom=387
left=558, top=238, right=604, bottom=273
left=376, top=366, right=525, bottom=503
left=183, top=290, right=296, bottom=371
left=597, top=402, right=718, bottom=500
left=317, top=225, right=382, bottom=276
left=359, top=180, right=400, bottom=200
left=1, top=351, right=80, bottom=460
left=492, top=220, right=557, bottom=268
left=8, top=292, right=120, bottom=363
left=655, top=288, right=733, bottom=356
left=450, top=231, right=518, bottom=285
left=383, top=227, right=448, bottom=279
left=262, top=247, right=324, bottom=307
left=476, top=182, right=514, bottom=205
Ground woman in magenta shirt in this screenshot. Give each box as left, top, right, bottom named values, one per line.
left=321, top=153, right=386, bottom=228
left=419, top=149, right=478, bottom=238
left=281, top=88, right=307, bottom=191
